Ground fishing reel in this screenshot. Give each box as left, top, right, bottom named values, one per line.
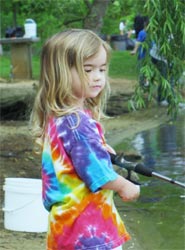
left=110, top=153, right=141, bottom=185
left=110, top=153, right=185, bottom=189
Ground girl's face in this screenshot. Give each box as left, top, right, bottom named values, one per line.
left=71, top=45, right=107, bottom=108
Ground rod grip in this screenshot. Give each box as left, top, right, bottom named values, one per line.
left=134, top=163, right=153, bottom=177
left=110, top=153, right=153, bottom=177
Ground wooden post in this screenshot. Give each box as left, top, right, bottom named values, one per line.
left=11, top=42, right=32, bottom=79
left=0, top=37, right=40, bottom=80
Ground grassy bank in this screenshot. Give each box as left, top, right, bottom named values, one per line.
left=0, top=50, right=137, bottom=80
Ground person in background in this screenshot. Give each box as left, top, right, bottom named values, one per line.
left=150, top=43, right=170, bottom=105
left=126, top=15, right=144, bottom=40
left=133, top=15, right=144, bottom=39
left=130, top=16, right=149, bottom=87
left=130, top=16, right=148, bottom=59
left=149, top=41, right=184, bottom=107
left=119, top=20, right=126, bottom=35
left=30, top=29, right=140, bottom=250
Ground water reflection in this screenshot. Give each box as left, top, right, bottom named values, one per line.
left=115, top=114, right=185, bottom=250
left=132, top=115, right=185, bottom=182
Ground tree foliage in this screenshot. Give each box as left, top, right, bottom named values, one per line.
left=129, top=0, right=185, bottom=118
left=0, top=0, right=140, bottom=41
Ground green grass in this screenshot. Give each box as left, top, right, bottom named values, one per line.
left=0, top=54, right=11, bottom=79
left=32, top=55, right=40, bottom=79
left=109, top=50, right=138, bottom=79
left=0, top=50, right=138, bottom=80
left=0, top=54, right=41, bottom=80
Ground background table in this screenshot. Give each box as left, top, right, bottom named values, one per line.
left=0, top=37, right=40, bottom=79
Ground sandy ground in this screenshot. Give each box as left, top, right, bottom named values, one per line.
left=0, top=78, right=170, bottom=250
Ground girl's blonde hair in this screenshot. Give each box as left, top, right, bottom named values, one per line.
left=30, top=29, right=111, bottom=147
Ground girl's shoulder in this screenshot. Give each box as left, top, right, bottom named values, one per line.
left=52, top=110, right=93, bottom=129
left=54, top=110, right=103, bottom=138
left=54, top=110, right=90, bottom=125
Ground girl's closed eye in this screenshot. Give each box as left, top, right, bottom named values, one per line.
left=84, top=67, right=106, bottom=73
left=84, top=68, right=92, bottom=73
left=100, top=67, right=106, bottom=72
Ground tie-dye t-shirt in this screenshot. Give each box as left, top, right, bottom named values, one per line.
left=42, top=110, right=130, bottom=250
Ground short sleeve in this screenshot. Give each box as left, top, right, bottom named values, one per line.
left=56, top=112, right=118, bottom=192
left=137, top=30, right=146, bottom=42
left=70, top=138, right=118, bottom=192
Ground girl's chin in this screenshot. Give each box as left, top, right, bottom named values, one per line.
left=88, top=89, right=102, bottom=98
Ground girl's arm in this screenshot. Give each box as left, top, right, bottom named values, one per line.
left=104, top=145, right=140, bottom=201
left=102, top=175, right=140, bottom=202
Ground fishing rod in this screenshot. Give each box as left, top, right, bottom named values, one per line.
left=110, top=153, right=185, bottom=189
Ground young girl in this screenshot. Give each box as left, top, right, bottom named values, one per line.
left=31, top=29, right=140, bottom=250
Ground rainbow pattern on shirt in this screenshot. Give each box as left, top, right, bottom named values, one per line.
left=42, top=112, right=130, bottom=249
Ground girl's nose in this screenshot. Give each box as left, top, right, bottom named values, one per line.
left=93, top=70, right=101, bottom=81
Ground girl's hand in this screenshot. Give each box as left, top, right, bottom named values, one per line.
left=118, top=179, right=140, bottom=202
left=102, top=175, right=140, bottom=202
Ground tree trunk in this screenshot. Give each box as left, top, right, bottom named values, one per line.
left=83, top=0, right=111, bottom=33
left=12, top=2, right=17, bottom=27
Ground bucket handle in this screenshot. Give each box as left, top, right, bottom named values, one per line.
left=2, top=196, right=42, bottom=213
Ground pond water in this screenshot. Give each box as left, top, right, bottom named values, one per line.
left=115, top=114, right=185, bottom=250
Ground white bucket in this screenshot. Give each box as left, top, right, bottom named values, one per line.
left=3, top=178, right=48, bottom=232
left=24, top=19, right=37, bottom=38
